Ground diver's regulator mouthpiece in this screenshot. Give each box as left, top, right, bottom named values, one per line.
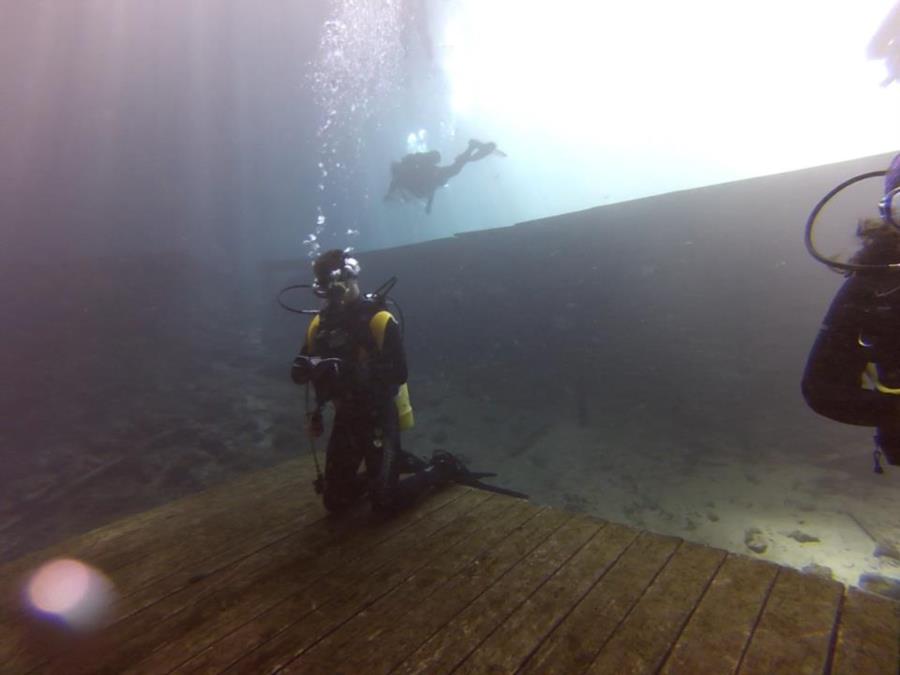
left=313, top=256, right=361, bottom=299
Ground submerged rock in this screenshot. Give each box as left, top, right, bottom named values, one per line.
left=744, top=527, right=768, bottom=554
left=802, top=563, right=834, bottom=580
left=874, top=540, right=900, bottom=562
left=859, top=574, right=900, bottom=601
left=787, top=530, right=820, bottom=544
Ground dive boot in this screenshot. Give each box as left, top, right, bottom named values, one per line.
left=428, top=450, right=470, bottom=484
left=396, top=450, right=429, bottom=474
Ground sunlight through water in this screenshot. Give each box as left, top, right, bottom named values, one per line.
left=307, top=0, right=405, bottom=257
left=436, top=0, right=900, bottom=215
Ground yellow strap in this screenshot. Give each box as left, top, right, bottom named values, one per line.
left=863, top=362, right=900, bottom=395
left=368, top=310, right=395, bottom=351
left=396, top=382, right=414, bottom=430
left=305, top=309, right=413, bottom=428
left=305, top=314, right=320, bottom=352
left=368, top=311, right=414, bottom=429
left=306, top=311, right=392, bottom=355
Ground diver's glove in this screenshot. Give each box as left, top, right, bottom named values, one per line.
left=291, top=354, right=319, bottom=385
left=291, top=355, right=348, bottom=399
left=312, top=357, right=342, bottom=380
left=311, top=358, right=346, bottom=401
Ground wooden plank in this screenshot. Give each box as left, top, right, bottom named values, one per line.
left=0, top=459, right=314, bottom=626
left=456, top=521, right=637, bottom=674
left=515, top=532, right=681, bottom=675
left=300, top=506, right=580, bottom=674
left=659, top=555, right=779, bottom=675
left=280, top=498, right=547, bottom=674
left=171, top=489, right=506, bottom=674
left=50, top=487, right=478, bottom=675
left=3, top=466, right=322, bottom=672
left=832, top=587, right=900, bottom=675
left=5, top=453, right=897, bottom=675
left=584, top=540, right=727, bottom=675
left=106, top=482, right=319, bottom=599
left=32, top=511, right=332, bottom=674
left=216, top=494, right=530, bottom=675
left=396, top=522, right=656, bottom=675
left=0, top=458, right=312, bottom=586
left=126, top=490, right=487, bottom=673
left=738, top=568, right=844, bottom=675
left=323, top=507, right=577, bottom=675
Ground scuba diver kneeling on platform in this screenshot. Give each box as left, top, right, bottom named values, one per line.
left=287, top=249, right=526, bottom=512
left=803, top=153, right=900, bottom=473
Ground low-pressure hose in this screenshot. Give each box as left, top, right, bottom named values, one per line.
left=278, top=284, right=320, bottom=315
left=304, top=383, right=325, bottom=493
left=805, top=170, right=899, bottom=273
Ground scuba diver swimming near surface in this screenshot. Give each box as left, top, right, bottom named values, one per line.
left=802, top=153, right=900, bottom=472
left=285, top=249, right=526, bottom=512
left=384, top=139, right=506, bottom=214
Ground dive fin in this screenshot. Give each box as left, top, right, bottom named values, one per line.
left=455, top=475, right=529, bottom=499
left=429, top=451, right=528, bottom=499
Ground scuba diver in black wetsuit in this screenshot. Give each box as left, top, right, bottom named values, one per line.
left=288, top=249, right=525, bottom=512
left=384, top=139, right=505, bottom=214
left=802, top=153, right=900, bottom=472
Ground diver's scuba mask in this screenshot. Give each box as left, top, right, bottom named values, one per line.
left=313, top=256, right=361, bottom=301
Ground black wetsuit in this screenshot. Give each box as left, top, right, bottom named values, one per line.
left=802, top=271, right=900, bottom=462
left=295, top=298, right=434, bottom=511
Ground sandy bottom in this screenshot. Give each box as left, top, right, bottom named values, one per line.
left=407, top=378, right=900, bottom=592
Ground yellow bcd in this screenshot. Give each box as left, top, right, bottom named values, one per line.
left=305, top=310, right=415, bottom=430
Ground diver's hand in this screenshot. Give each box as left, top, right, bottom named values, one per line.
left=312, top=357, right=341, bottom=380
left=310, top=358, right=345, bottom=398
left=291, top=355, right=319, bottom=385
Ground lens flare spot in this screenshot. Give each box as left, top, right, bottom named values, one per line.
left=25, top=558, right=115, bottom=631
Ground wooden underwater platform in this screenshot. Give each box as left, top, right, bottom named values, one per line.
left=1, top=458, right=898, bottom=675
